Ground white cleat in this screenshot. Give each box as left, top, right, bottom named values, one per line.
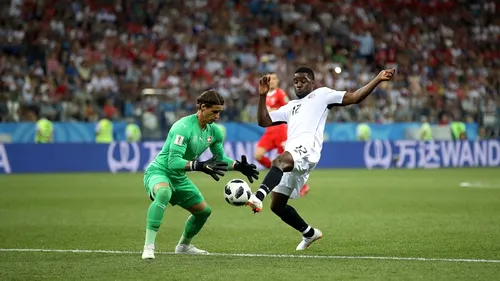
left=175, top=244, right=208, bottom=255
left=142, top=244, right=155, bottom=259
left=246, top=194, right=263, bottom=213
left=296, top=228, right=323, bottom=251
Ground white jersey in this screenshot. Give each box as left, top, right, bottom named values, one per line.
left=269, top=87, right=345, bottom=153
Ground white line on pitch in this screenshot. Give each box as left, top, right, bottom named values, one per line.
left=0, top=248, right=499, bottom=264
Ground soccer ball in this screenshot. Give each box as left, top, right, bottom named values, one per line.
left=224, top=179, right=252, bottom=206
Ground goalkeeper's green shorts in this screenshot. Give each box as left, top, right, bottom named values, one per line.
left=143, top=167, right=205, bottom=209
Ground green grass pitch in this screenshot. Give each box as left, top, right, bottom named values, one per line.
left=1, top=168, right=499, bottom=280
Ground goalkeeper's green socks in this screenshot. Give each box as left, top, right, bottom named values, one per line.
left=145, top=187, right=172, bottom=246
left=178, top=205, right=212, bottom=245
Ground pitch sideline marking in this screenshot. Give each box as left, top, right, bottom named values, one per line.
left=0, top=248, right=499, bottom=264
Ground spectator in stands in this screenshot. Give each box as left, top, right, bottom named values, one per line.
left=0, top=0, right=497, bottom=139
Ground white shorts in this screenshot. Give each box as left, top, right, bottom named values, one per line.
left=273, top=140, right=320, bottom=199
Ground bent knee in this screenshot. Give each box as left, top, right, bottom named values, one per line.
left=195, top=204, right=212, bottom=218
left=154, top=186, right=171, bottom=203
left=271, top=153, right=294, bottom=170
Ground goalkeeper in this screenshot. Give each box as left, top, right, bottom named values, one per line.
left=141, top=90, right=259, bottom=259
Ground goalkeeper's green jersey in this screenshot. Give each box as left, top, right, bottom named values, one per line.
left=147, top=114, right=233, bottom=178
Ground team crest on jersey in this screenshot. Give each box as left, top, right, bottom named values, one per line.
left=308, top=93, right=316, bottom=99
left=207, top=136, right=212, bottom=143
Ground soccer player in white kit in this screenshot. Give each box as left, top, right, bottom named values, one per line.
left=247, top=66, right=395, bottom=250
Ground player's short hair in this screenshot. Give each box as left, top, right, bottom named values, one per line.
left=294, top=66, right=315, bottom=81
left=196, top=90, right=225, bottom=109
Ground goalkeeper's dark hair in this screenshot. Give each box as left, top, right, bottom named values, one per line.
left=294, top=66, right=315, bottom=81
left=196, top=90, right=225, bottom=110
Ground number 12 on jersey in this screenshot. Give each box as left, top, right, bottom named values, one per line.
left=292, top=104, right=301, bottom=116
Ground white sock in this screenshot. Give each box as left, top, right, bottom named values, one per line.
left=255, top=189, right=267, bottom=201
left=301, top=226, right=312, bottom=235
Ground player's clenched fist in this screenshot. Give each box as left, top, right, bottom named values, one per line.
left=376, top=68, right=396, bottom=82
left=259, top=75, right=271, bottom=95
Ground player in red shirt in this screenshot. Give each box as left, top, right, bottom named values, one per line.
left=254, top=73, right=310, bottom=197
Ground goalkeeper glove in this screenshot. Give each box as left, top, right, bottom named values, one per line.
left=233, top=155, right=259, bottom=183
left=192, top=157, right=228, bottom=181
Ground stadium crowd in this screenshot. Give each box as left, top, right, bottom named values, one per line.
left=0, top=0, right=499, bottom=137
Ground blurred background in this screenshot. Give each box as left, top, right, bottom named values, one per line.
left=0, top=0, right=498, bottom=143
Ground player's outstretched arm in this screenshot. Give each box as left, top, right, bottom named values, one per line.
left=341, top=68, right=395, bottom=105
left=257, top=75, right=288, bottom=127
left=257, top=75, right=273, bottom=127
